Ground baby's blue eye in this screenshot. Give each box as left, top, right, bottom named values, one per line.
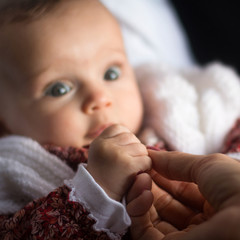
left=104, top=66, right=121, bottom=81
left=45, top=82, right=72, bottom=97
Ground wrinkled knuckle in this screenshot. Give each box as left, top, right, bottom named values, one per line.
left=168, top=151, right=182, bottom=157
left=196, top=153, right=226, bottom=167
left=138, top=143, right=148, bottom=155
left=206, top=153, right=227, bottom=161
left=133, top=143, right=148, bottom=156
left=119, top=132, right=137, bottom=143
left=120, top=132, right=132, bottom=140
left=191, top=153, right=231, bottom=183
left=133, top=155, right=151, bottom=171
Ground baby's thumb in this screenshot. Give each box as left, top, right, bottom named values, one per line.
left=127, top=190, right=153, bottom=217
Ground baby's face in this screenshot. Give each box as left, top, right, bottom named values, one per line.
left=0, top=0, right=143, bottom=148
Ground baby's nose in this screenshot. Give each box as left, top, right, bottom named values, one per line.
left=82, top=91, right=112, bottom=114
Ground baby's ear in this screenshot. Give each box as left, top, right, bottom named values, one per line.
left=0, top=119, right=10, bottom=137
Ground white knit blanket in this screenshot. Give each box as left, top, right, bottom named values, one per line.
left=0, top=136, right=74, bottom=214
left=137, top=62, right=240, bottom=154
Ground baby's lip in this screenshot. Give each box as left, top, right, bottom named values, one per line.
left=86, top=123, right=113, bottom=139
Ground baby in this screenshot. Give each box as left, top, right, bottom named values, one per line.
left=0, top=0, right=151, bottom=239
left=1, top=0, right=240, bottom=240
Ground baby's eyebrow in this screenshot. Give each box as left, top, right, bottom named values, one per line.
left=108, top=48, right=125, bottom=55
left=26, top=65, right=51, bottom=81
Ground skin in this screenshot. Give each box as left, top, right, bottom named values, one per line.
left=127, top=150, right=240, bottom=240
left=0, top=0, right=150, bottom=201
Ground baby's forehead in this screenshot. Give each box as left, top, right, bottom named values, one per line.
left=0, top=0, right=111, bottom=25
left=0, top=0, right=122, bottom=78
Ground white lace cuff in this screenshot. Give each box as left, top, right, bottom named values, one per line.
left=64, top=164, right=131, bottom=239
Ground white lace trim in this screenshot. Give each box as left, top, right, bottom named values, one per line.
left=65, top=164, right=131, bottom=239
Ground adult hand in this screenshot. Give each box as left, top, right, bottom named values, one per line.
left=127, top=150, right=240, bottom=240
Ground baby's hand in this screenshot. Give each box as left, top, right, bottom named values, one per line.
left=87, top=124, right=151, bottom=201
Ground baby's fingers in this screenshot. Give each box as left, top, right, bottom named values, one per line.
left=123, top=143, right=148, bottom=156
left=100, top=124, right=141, bottom=145
left=100, top=124, right=132, bottom=139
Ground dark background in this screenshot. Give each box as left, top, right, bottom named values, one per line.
left=170, top=0, right=240, bottom=73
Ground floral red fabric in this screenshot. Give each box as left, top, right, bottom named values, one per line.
left=0, top=186, right=112, bottom=240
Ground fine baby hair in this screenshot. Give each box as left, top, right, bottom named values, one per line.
left=0, top=0, right=60, bottom=24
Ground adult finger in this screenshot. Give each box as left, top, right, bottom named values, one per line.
left=150, top=169, right=205, bottom=211
left=151, top=181, right=200, bottom=230
left=149, top=150, right=240, bottom=210
left=167, top=206, right=240, bottom=240
left=128, top=173, right=202, bottom=229
left=130, top=213, right=165, bottom=240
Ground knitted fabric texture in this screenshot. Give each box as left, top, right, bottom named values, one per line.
left=0, top=136, right=75, bottom=214
left=137, top=62, right=240, bottom=154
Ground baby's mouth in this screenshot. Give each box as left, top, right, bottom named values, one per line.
left=86, top=123, right=113, bottom=139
